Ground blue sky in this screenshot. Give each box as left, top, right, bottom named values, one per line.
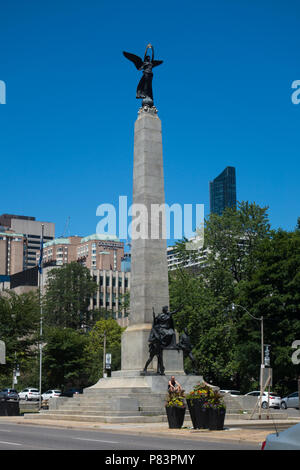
left=1, top=0, right=299, bottom=246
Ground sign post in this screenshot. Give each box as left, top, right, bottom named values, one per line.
left=0, top=340, right=5, bottom=364
left=105, top=353, right=112, bottom=370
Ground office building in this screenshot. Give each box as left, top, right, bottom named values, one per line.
left=0, top=214, right=55, bottom=270
left=209, top=166, right=236, bottom=215
left=37, top=236, right=82, bottom=267
left=0, top=230, right=24, bottom=276
left=77, top=234, right=124, bottom=271
left=167, top=241, right=208, bottom=272
left=90, top=269, right=130, bottom=327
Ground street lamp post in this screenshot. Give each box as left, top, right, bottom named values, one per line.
left=102, top=329, right=107, bottom=378
left=232, top=303, right=264, bottom=419
left=38, top=224, right=44, bottom=410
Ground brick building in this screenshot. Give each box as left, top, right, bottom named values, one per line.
left=38, top=233, right=124, bottom=271
left=0, top=214, right=55, bottom=271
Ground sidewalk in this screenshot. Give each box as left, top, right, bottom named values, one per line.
left=0, top=415, right=299, bottom=445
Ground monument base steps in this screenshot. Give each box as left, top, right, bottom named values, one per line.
left=25, top=373, right=205, bottom=423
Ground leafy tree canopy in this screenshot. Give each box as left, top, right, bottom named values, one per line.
left=44, top=262, right=97, bottom=330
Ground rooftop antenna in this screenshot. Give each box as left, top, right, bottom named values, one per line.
left=61, top=216, right=70, bottom=238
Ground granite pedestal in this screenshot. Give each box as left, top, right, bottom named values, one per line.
left=83, top=107, right=205, bottom=420
left=34, top=107, right=206, bottom=423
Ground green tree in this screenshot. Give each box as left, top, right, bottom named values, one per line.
left=235, top=228, right=300, bottom=394
left=169, top=268, right=238, bottom=382
left=44, top=262, right=98, bottom=330
left=85, top=319, right=124, bottom=384
left=0, top=291, right=40, bottom=385
left=204, top=201, right=270, bottom=285
left=169, top=201, right=272, bottom=388
left=43, top=327, right=90, bottom=390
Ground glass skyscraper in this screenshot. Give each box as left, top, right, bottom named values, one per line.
left=209, top=166, right=236, bottom=215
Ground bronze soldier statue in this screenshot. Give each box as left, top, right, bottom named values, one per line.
left=143, top=305, right=182, bottom=374
left=153, top=305, right=182, bottom=349
left=143, top=309, right=165, bottom=375
left=177, top=328, right=198, bottom=374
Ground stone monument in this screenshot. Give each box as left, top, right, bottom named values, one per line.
left=89, top=44, right=204, bottom=392
left=120, top=106, right=185, bottom=376
left=35, top=46, right=206, bottom=423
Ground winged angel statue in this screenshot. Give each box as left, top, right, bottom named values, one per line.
left=123, top=44, right=163, bottom=107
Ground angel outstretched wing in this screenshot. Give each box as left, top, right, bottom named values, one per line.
left=123, top=51, right=144, bottom=70
left=152, top=60, right=163, bottom=68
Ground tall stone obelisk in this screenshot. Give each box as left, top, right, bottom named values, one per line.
left=121, top=106, right=171, bottom=373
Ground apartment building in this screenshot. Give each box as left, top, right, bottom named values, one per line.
left=37, top=233, right=124, bottom=271
left=38, top=236, right=82, bottom=267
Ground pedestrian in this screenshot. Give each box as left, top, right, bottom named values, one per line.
left=168, top=376, right=182, bottom=393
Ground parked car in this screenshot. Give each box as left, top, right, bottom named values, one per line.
left=42, top=390, right=62, bottom=400
left=61, top=388, right=83, bottom=397
left=261, top=422, right=300, bottom=450
left=18, top=388, right=41, bottom=401
left=245, top=391, right=281, bottom=408
left=219, top=390, right=241, bottom=397
left=281, top=391, right=299, bottom=409
left=0, top=388, right=19, bottom=401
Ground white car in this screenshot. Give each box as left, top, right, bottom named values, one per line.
left=262, top=422, right=300, bottom=450
left=19, top=388, right=41, bottom=401
left=219, top=390, right=241, bottom=397
left=42, top=390, right=62, bottom=400
left=245, top=391, right=281, bottom=408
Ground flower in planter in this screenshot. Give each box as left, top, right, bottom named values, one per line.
left=186, top=382, right=214, bottom=401
left=165, top=390, right=186, bottom=408
left=202, top=401, right=213, bottom=409
left=209, top=390, right=226, bottom=410
left=165, top=391, right=186, bottom=429
left=211, top=401, right=226, bottom=410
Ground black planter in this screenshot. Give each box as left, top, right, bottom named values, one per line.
left=165, top=406, right=186, bottom=429
left=195, top=403, right=210, bottom=429
left=208, top=407, right=226, bottom=430
left=0, top=400, right=20, bottom=417
left=187, top=399, right=209, bottom=429
left=186, top=399, right=197, bottom=429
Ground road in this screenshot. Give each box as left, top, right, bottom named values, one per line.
left=0, top=421, right=259, bottom=450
